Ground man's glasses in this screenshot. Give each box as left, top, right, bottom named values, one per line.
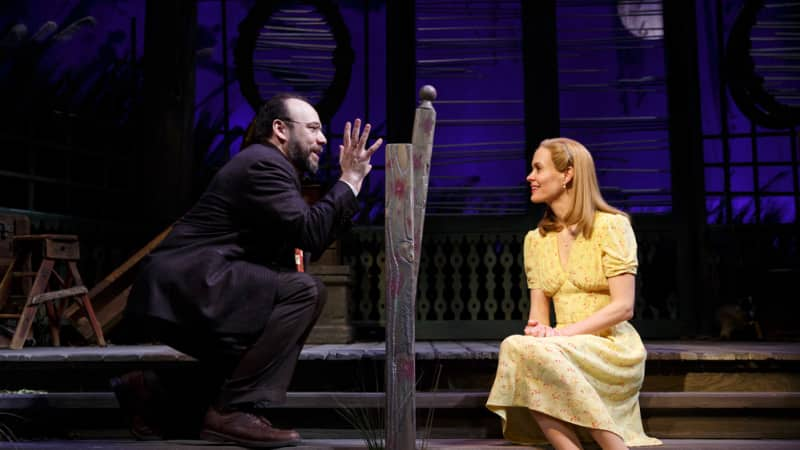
left=279, top=118, right=323, bottom=133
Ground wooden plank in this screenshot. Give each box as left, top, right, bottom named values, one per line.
left=10, top=258, right=54, bottom=349
left=43, top=237, right=80, bottom=260
left=653, top=441, right=800, bottom=450
left=0, top=344, right=195, bottom=362
left=640, top=391, right=800, bottom=409
left=429, top=341, right=472, bottom=360
left=459, top=341, right=501, bottom=360
left=301, top=344, right=341, bottom=361
left=325, top=345, right=371, bottom=361
left=410, top=86, right=436, bottom=276
left=0, top=439, right=793, bottom=450
left=3, top=391, right=798, bottom=411
left=385, top=142, right=417, bottom=450
left=11, top=234, right=78, bottom=241
left=643, top=372, right=800, bottom=392
left=0, top=392, right=120, bottom=409
left=64, top=226, right=173, bottom=339
left=385, top=87, right=437, bottom=450
left=72, top=287, right=131, bottom=337
left=0, top=342, right=797, bottom=364
left=31, top=286, right=88, bottom=305
left=361, top=341, right=388, bottom=359
left=278, top=391, right=800, bottom=410
left=415, top=341, right=434, bottom=359
left=643, top=416, right=800, bottom=439
left=644, top=341, right=800, bottom=361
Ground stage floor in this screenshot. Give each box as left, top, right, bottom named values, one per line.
left=1, top=340, right=798, bottom=363
left=0, top=438, right=797, bottom=449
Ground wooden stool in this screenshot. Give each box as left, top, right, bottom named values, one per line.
left=0, top=234, right=106, bottom=349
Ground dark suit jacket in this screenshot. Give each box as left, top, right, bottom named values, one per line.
left=127, top=144, right=358, bottom=335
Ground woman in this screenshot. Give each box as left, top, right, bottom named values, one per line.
left=486, top=138, right=661, bottom=449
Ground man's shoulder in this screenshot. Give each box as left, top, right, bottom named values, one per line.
left=223, top=144, right=293, bottom=172
left=235, top=143, right=283, bottom=162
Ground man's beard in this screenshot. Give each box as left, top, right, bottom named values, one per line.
left=287, top=140, right=319, bottom=174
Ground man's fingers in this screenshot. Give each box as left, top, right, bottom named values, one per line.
left=358, top=123, right=371, bottom=149
left=342, top=121, right=352, bottom=149
left=351, top=118, right=362, bottom=143
left=366, top=138, right=383, bottom=155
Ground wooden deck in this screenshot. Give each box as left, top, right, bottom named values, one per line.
left=0, top=439, right=797, bottom=449
left=1, top=340, right=798, bottom=443
left=0, top=340, right=798, bottom=363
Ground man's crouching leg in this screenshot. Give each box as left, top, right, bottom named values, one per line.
left=200, top=272, right=326, bottom=447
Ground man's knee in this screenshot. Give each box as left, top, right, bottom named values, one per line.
left=308, top=274, right=327, bottom=313
left=283, top=272, right=326, bottom=310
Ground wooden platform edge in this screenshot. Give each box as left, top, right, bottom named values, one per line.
left=2, top=391, right=799, bottom=410
left=1, top=439, right=799, bottom=450
left=2, top=341, right=799, bottom=363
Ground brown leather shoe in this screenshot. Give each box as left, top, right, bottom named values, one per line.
left=200, top=406, right=301, bottom=448
left=110, top=370, right=163, bottom=440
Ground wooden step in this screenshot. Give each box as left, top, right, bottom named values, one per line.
left=1, top=391, right=798, bottom=440
left=31, top=285, right=88, bottom=305
left=1, top=341, right=798, bottom=363
left=11, top=271, right=37, bottom=278
left=1, top=342, right=797, bottom=394
left=2, top=390, right=798, bottom=410
left=0, top=341, right=797, bottom=441
left=0, top=439, right=799, bottom=449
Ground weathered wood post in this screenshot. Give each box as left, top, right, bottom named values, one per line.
left=385, top=85, right=436, bottom=450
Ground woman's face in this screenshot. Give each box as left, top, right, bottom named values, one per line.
left=526, top=147, right=567, bottom=204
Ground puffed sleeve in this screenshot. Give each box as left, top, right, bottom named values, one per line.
left=523, top=230, right=541, bottom=289
left=600, top=214, right=638, bottom=278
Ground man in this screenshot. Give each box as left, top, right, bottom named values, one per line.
left=115, top=93, right=382, bottom=447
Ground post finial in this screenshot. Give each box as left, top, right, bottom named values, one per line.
left=419, top=85, right=437, bottom=110
left=419, top=85, right=437, bottom=102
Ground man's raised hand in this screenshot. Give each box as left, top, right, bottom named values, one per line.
left=339, top=118, right=383, bottom=193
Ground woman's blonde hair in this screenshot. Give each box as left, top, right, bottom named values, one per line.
left=536, top=137, right=627, bottom=238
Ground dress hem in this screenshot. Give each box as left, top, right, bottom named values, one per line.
left=486, top=403, right=662, bottom=447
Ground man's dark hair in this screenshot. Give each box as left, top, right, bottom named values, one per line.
left=247, top=92, right=312, bottom=147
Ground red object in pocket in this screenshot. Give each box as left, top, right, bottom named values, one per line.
left=294, top=248, right=304, bottom=272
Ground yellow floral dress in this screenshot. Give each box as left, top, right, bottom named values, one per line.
left=486, top=212, right=661, bottom=447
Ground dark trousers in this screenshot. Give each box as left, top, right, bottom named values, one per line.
left=142, top=271, right=326, bottom=418
left=215, top=271, right=327, bottom=408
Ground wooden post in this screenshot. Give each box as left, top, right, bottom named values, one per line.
left=385, top=86, right=436, bottom=450
left=142, top=0, right=197, bottom=225
left=385, top=141, right=415, bottom=450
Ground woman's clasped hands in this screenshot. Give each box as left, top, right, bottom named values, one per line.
left=524, top=320, right=562, bottom=337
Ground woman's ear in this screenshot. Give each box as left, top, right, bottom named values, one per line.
left=563, top=166, right=575, bottom=186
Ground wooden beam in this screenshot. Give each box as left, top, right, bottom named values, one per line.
left=64, top=226, right=172, bottom=339
left=385, top=86, right=437, bottom=450
left=385, top=142, right=416, bottom=450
